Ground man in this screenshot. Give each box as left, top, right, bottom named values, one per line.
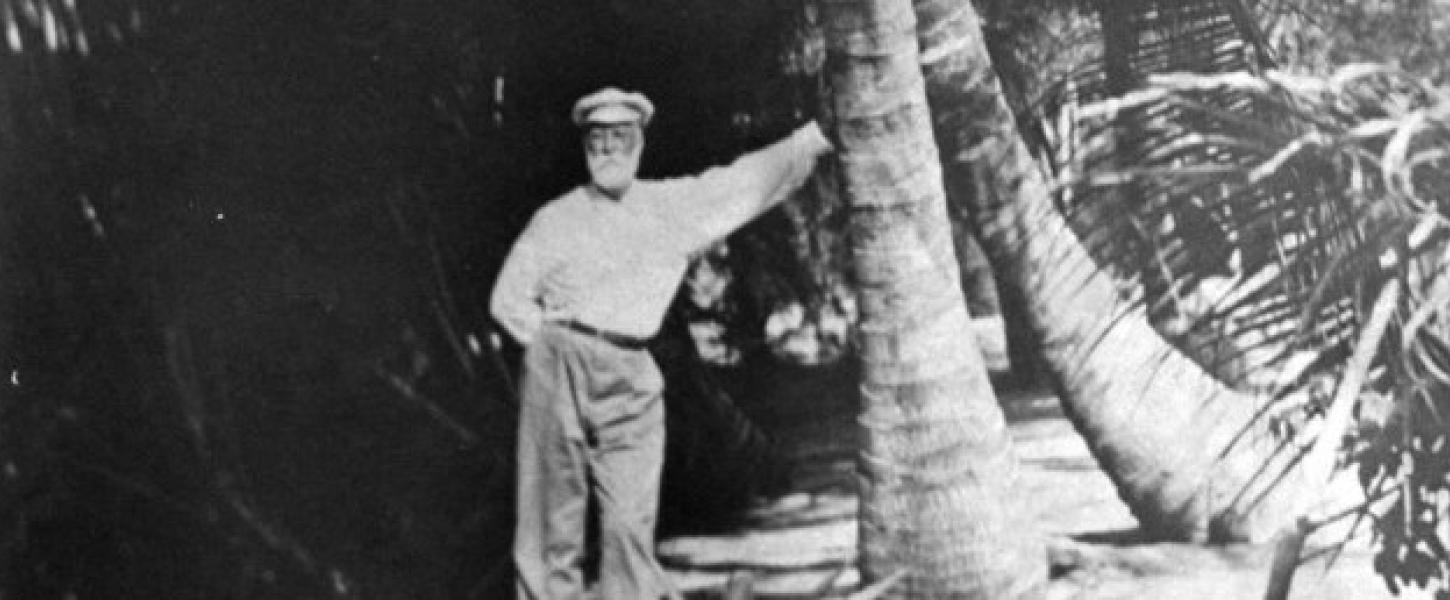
left=491, top=87, right=830, bottom=599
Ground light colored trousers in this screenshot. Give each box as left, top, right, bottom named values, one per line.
left=514, top=324, right=672, bottom=600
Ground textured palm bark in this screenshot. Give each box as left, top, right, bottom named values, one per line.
left=911, top=0, right=1311, bottom=542
left=818, top=0, right=1046, bottom=596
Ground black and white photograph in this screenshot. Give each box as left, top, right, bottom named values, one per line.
left=3, top=0, right=1449, bottom=598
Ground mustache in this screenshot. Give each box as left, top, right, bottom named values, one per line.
left=591, top=156, right=632, bottom=169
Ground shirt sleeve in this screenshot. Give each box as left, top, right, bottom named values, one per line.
left=663, top=121, right=831, bottom=254
left=489, top=208, right=554, bottom=347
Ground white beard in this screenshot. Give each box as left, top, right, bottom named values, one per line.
left=587, top=148, right=641, bottom=197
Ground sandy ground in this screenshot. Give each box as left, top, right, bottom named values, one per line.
left=658, top=387, right=1426, bottom=599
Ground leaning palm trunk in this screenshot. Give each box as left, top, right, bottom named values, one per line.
left=910, top=0, right=1312, bottom=542
left=818, top=0, right=1046, bottom=596
left=1065, top=67, right=1450, bottom=595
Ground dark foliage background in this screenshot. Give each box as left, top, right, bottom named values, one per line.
left=0, top=1, right=839, bottom=598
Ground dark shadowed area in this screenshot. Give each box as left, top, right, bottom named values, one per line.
left=0, top=1, right=844, bottom=598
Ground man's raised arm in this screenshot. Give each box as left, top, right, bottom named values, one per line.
left=667, top=121, right=832, bottom=252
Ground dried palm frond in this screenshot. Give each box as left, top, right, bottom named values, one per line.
left=1020, top=0, right=1294, bottom=387
left=1071, top=66, right=1450, bottom=379
left=1054, top=1, right=1450, bottom=399
left=1068, top=63, right=1450, bottom=596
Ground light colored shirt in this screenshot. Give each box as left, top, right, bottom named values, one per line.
left=490, top=123, right=830, bottom=346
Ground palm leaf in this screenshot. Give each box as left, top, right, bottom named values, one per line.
left=1034, top=2, right=1450, bottom=589
left=1051, top=0, right=1391, bottom=392
left=1067, top=61, right=1450, bottom=594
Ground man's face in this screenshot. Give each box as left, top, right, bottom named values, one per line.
left=583, top=121, right=643, bottom=196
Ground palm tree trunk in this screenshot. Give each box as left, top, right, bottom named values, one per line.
left=910, top=0, right=1311, bottom=542
left=818, top=0, right=1046, bottom=596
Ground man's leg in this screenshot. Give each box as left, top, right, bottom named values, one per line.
left=585, top=349, right=674, bottom=600
left=514, top=331, right=590, bottom=600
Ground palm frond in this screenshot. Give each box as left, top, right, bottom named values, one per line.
left=1067, top=63, right=1450, bottom=595
left=1024, top=17, right=1450, bottom=584
left=1021, top=1, right=1318, bottom=391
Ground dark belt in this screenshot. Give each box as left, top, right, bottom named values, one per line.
left=558, top=320, right=652, bottom=350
